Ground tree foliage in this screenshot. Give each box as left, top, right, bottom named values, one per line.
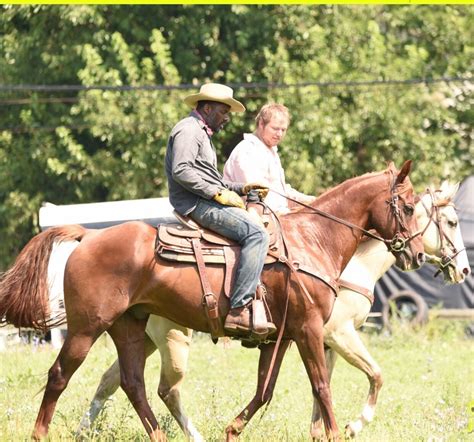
left=0, top=5, right=472, bottom=269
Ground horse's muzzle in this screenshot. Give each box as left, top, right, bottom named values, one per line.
left=395, top=250, right=425, bottom=271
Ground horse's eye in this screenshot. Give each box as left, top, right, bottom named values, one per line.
left=403, top=205, right=414, bottom=216
left=448, top=220, right=458, bottom=228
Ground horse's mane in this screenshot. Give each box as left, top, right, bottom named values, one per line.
left=317, top=169, right=385, bottom=201
left=288, top=167, right=393, bottom=215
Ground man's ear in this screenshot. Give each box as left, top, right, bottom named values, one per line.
left=200, top=103, right=211, bottom=116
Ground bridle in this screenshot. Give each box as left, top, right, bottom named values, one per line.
left=269, top=172, right=422, bottom=254
left=419, top=188, right=464, bottom=277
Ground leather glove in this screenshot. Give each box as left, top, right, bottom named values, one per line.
left=213, top=189, right=245, bottom=209
left=242, top=182, right=270, bottom=199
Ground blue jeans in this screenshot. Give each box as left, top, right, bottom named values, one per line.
left=189, top=198, right=269, bottom=309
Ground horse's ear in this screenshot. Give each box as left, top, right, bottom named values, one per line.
left=394, top=160, right=412, bottom=185
left=440, top=181, right=459, bottom=200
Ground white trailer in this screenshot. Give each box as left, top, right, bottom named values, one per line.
left=38, top=197, right=177, bottom=348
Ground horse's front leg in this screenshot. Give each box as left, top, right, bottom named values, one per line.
left=311, top=346, right=338, bottom=440
left=225, top=340, right=291, bottom=441
left=326, top=323, right=383, bottom=438
left=295, top=317, right=340, bottom=441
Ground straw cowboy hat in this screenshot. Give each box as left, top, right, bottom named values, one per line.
left=183, top=83, right=245, bottom=113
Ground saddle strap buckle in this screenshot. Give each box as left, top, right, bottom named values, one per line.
left=202, top=293, right=219, bottom=320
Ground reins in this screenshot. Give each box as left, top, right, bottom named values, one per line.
left=268, top=176, right=422, bottom=253
left=270, top=188, right=388, bottom=241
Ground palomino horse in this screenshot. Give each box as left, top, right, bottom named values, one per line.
left=0, top=161, right=425, bottom=440
left=74, top=181, right=469, bottom=440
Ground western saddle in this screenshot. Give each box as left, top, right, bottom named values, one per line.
left=155, top=202, right=372, bottom=342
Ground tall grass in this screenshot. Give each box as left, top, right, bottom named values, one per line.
left=1, top=319, right=473, bottom=441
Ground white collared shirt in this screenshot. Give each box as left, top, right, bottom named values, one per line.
left=224, top=133, right=308, bottom=212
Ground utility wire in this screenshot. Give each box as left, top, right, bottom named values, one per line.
left=0, top=97, right=79, bottom=106
left=0, top=75, right=471, bottom=93
left=1, top=75, right=471, bottom=132
left=2, top=124, right=89, bottom=134
left=0, top=75, right=471, bottom=107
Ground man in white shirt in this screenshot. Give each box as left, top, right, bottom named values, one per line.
left=223, top=103, right=315, bottom=213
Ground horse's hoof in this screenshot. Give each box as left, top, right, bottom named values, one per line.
left=225, top=422, right=242, bottom=442
left=344, top=423, right=358, bottom=438
left=240, top=339, right=259, bottom=349
left=225, top=431, right=238, bottom=442
left=310, top=429, right=324, bottom=441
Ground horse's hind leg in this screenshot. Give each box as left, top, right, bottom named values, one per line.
left=107, top=311, right=166, bottom=441
left=33, top=332, right=98, bottom=440
left=76, top=332, right=158, bottom=435
left=148, top=317, right=203, bottom=441
left=225, top=340, right=291, bottom=441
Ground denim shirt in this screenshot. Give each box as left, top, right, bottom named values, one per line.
left=165, top=113, right=244, bottom=215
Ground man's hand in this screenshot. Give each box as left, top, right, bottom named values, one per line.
left=242, top=182, right=270, bottom=199
left=213, top=189, right=245, bottom=209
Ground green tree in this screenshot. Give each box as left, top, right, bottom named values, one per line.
left=0, top=5, right=472, bottom=269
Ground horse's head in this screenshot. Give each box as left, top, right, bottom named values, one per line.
left=369, top=160, right=425, bottom=271
left=416, top=181, right=470, bottom=283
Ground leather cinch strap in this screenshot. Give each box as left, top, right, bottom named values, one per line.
left=191, top=238, right=222, bottom=338
left=338, top=279, right=374, bottom=305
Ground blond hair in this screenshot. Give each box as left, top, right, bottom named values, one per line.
left=255, top=103, right=290, bottom=127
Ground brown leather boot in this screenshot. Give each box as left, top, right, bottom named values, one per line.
left=224, top=305, right=252, bottom=336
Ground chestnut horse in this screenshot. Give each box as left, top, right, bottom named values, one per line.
left=74, top=182, right=469, bottom=440
left=0, top=161, right=425, bottom=440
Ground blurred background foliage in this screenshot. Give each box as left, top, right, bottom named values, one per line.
left=0, top=5, right=472, bottom=269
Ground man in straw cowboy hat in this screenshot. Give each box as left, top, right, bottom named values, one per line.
left=165, top=83, right=276, bottom=337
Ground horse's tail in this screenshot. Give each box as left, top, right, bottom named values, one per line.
left=0, top=225, right=87, bottom=331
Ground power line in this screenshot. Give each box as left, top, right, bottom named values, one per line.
left=2, top=124, right=89, bottom=134
left=0, top=75, right=471, bottom=93
left=1, top=74, right=471, bottom=132
left=0, top=75, right=471, bottom=107
left=0, top=97, right=79, bottom=106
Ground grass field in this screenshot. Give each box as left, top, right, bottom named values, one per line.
left=1, top=319, right=473, bottom=441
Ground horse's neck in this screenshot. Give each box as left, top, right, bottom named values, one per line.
left=341, top=240, right=395, bottom=291
left=294, top=172, right=388, bottom=272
